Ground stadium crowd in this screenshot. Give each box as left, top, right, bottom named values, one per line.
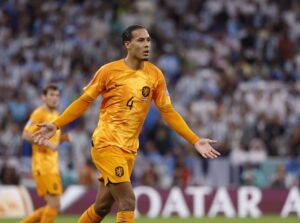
left=0, top=0, right=300, bottom=188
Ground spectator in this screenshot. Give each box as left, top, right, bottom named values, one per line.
left=271, top=164, right=288, bottom=188
left=172, top=156, right=191, bottom=187
left=78, top=159, right=97, bottom=187
left=0, top=159, right=20, bottom=185
left=141, top=162, right=160, bottom=187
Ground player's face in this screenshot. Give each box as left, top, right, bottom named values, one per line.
left=43, top=90, right=60, bottom=110
left=126, top=28, right=151, bottom=61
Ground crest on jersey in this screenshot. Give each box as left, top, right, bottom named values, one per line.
left=142, top=86, right=150, bottom=97
left=115, top=166, right=124, bottom=177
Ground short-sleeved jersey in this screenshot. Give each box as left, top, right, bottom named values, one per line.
left=84, top=59, right=171, bottom=152
left=24, top=106, right=61, bottom=175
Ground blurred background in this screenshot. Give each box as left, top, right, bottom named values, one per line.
left=0, top=0, right=300, bottom=217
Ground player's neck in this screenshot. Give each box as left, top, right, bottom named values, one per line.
left=124, top=56, right=144, bottom=70
left=43, top=105, right=56, bottom=113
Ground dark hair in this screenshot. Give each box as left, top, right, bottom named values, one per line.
left=42, top=84, right=60, bottom=95
left=122, top=24, right=146, bottom=45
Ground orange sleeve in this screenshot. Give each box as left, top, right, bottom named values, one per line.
left=54, top=66, right=108, bottom=128
left=153, top=69, right=172, bottom=108
left=152, top=68, right=198, bottom=144
left=159, top=104, right=200, bottom=145
left=83, top=66, right=107, bottom=99
left=53, top=93, right=94, bottom=128
left=24, top=109, right=44, bottom=133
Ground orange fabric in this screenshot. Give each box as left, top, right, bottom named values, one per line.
left=53, top=93, right=94, bottom=128
left=21, top=206, right=45, bottom=223
left=83, top=59, right=171, bottom=152
left=78, top=204, right=102, bottom=223
left=52, top=59, right=199, bottom=152
left=117, top=211, right=134, bottom=223
left=91, top=146, right=136, bottom=185
left=159, top=104, right=200, bottom=144
left=33, top=173, right=62, bottom=196
left=40, top=207, right=58, bottom=223
left=24, top=106, right=61, bottom=175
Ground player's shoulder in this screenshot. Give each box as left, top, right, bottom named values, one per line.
left=30, top=106, right=46, bottom=118
left=32, top=106, right=44, bottom=114
left=145, top=61, right=164, bottom=80
left=145, top=61, right=162, bottom=73
left=98, top=59, right=123, bottom=72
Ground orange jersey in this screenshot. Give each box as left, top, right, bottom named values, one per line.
left=84, top=59, right=171, bottom=152
left=25, top=106, right=61, bottom=175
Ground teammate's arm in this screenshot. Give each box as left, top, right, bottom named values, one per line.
left=33, top=67, right=106, bottom=145
left=22, top=112, right=58, bottom=150
left=33, top=93, right=94, bottom=145
left=23, top=130, right=58, bottom=150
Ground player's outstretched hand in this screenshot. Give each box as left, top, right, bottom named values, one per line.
left=32, top=122, right=57, bottom=146
left=194, top=138, right=220, bottom=159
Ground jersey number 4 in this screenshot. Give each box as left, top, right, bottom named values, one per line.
left=126, top=96, right=134, bottom=110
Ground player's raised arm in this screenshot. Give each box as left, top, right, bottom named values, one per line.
left=153, top=69, right=220, bottom=159
left=33, top=67, right=107, bottom=145
left=23, top=125, right=59, bottom=150
left=33, top=92, right=94, bottom=145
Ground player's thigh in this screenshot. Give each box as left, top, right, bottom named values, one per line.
left=107, top=182, right=135, bottom=203
left=95, top=181, right=115, bottom=210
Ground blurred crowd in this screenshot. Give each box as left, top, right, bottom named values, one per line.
left=1, top=0, right=300, bottom=188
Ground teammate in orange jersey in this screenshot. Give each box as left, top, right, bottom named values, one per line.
left=21, top=84, right=69, bottom=223
left=33, top=25, right=221, bottom=223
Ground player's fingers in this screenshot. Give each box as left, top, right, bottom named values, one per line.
left=37, top=135, right=46, bottom=145
left=214, top=150, right=221, bottom=156
left=34, top=132, right=45, bottom=142
left=37, top=137, right=43, bottom=145
left=33, top=134, right=41, bottom=144
left=205, top=153, right=212, bottom=159
left=201, top=153, right=208, bottom=159
left=36, top=123, right=47, bottom=127
left=210, top=149, right=220, bottom=156
left=41, top=139, right=48, bottom=146
left=32, top=129, right=42, bottom=138
left=207, top=152, right=217, bottom=159
left=206, top=150, right=218, bottom=159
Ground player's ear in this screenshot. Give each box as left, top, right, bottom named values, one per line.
left=124, top=41, right=131, bottom=49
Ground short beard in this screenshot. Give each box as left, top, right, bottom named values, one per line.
left=47, top=105, right=57, bottom=110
